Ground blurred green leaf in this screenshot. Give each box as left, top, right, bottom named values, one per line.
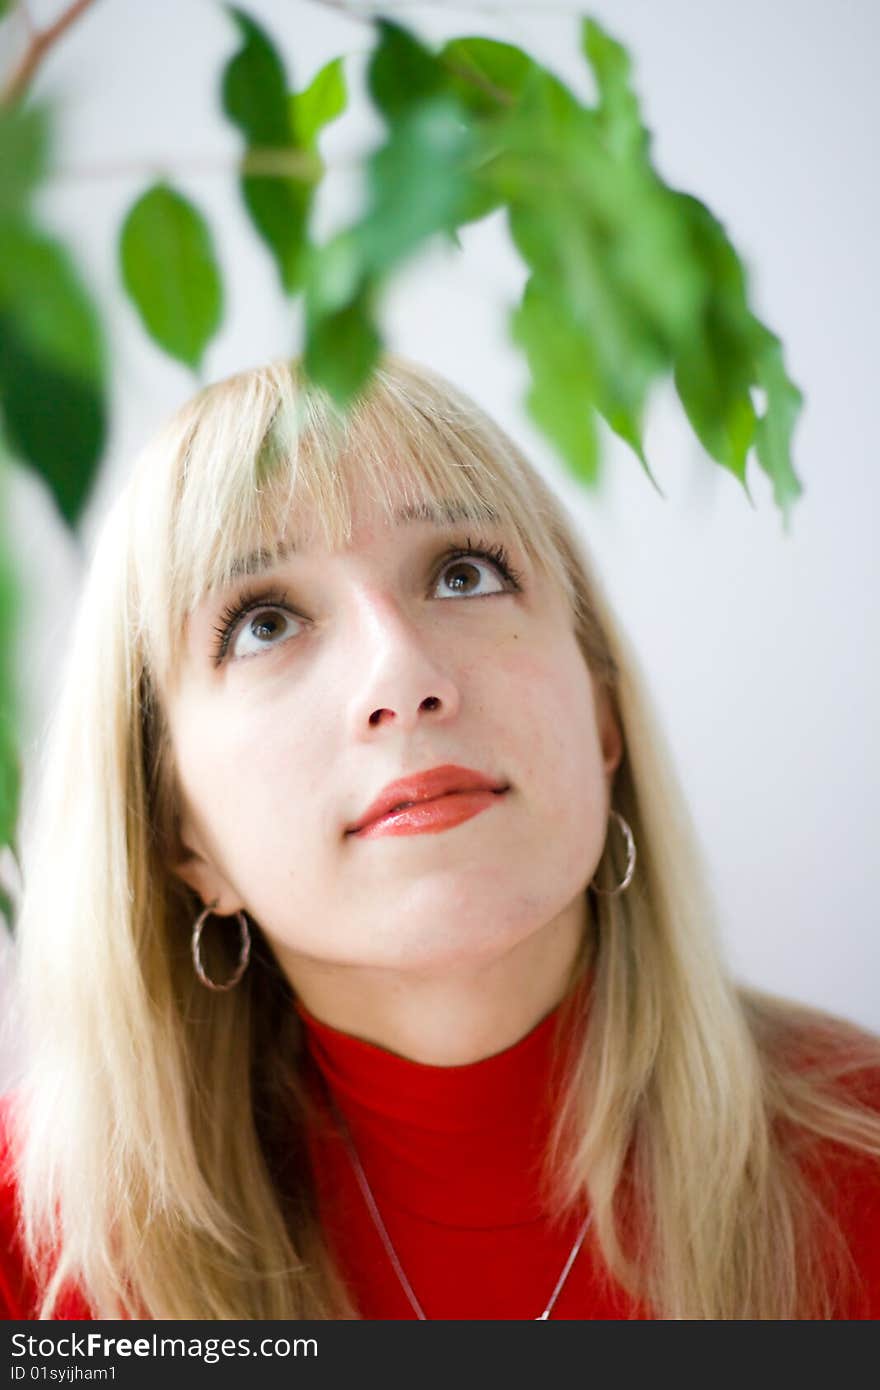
left=484, top=52, right=788, bottom=497
left=304, top=228, right=364, bottom=320
left=368, top=19, right=448, bottom=122
left=507, top=189, right=661, bottom=474
left=289, top=56, right=347, bottom=150
left=672, top=195, right=761, bottom=485
left=0, top=311, right=105, bottom=523
left=222, top=7, right=290, bottom=146
left=675, top=336, right=757, bottom=486
left=510, top=276, right=599, bottom=484
left=582, top=18, right=648, bottom=162
left=434, top=37, right=537, bottom=226
left=241, top=173, right=311, bottom=292
left=439, top=36, right=534, bottom=117
left=494, top=75, right=666, bottom=480
left=751, top=321, right=804, bottom=528
left=221, top=6, right=316, bottom=293
left=0, top=222, right=105, bottom=524
left=119, top=183, right=223, bottom=370
left=305, top=93, right=474, bottom=408
left=305, top=21, right=478, bottom=408
left=279, top=13, right=801, bottom=521
left=359, top=97, right=474, bottom=275
left=305, top=289, right=382, bottom=407
left=0, top=884, right=14, bottom=936
left=0, top=105, right=50, bottom=221
left=0, top=220, right=102, bottom=378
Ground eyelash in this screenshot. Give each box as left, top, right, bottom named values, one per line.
left=210, top=537, right=523, bottom=666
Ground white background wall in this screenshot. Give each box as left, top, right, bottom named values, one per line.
left=1, top=0, right=878, bottom=1086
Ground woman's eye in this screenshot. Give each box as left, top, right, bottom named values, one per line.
left=230, top=607, right=302, bottom=660
left=434, top=556, right=508, bottom=600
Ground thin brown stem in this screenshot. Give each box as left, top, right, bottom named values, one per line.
left=1, top=0, right=101, bottom=108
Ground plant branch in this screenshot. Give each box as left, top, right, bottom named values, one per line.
left=1, top=0, right=101, bottom=108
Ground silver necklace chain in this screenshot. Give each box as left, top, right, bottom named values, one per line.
left=326, top=1090, right=594, bottom=1320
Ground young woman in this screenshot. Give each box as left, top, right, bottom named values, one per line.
left=2, top=355, right=879, bottom=1320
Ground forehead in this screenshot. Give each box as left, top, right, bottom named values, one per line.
left=226, top=495, right=503, bottom=584
left=182, top=422, right=533, bottom=604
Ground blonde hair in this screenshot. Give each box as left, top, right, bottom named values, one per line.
left=9, top=355, right=880, bottom=1319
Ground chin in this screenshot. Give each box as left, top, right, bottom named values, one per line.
left=364, top=907, right=542, bottom=974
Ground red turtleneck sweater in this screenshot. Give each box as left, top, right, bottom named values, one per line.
left=2, top=987, right=880, bottom=1319
left=294, top=984, right=646, bottom=1319
left=293, top=996, right=880, bottom=1321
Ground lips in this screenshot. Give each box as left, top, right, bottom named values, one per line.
left=346, top=764, right=509, bottom=835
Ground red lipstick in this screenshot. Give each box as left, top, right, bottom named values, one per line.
left=347, top=764, right=509, bottom=840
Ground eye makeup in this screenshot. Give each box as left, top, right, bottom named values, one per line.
left=208, top=535, right=524, bottom=667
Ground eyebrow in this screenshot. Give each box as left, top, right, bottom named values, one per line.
left=225, top=499, right=500, bottom=582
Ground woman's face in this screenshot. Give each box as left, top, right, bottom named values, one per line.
left=164, top=482, right=622, bottom=980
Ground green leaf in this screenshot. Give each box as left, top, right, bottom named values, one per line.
left=304, top=92, right=475, bottom=406
left=368, top=19, right=447, bottom=122
left=358, top=97, right=474, bottom=276
left=751, top=322, right=804, bottom=529
left=0, top=220, right=102, bottom=379
left=305, top=290, right=382, bottom=407
left=0, top=222, right=106, bottom=524
left=484, top=61, right=682, bottom=491
left=510, top=277, right=599, bottom=485
left=0, top=311, right=105, bottom=523
left=582, top=18, right=649, bottom=161
left=119, top=183, right=223, bottom=370
left=241, top=173, right=312, bottom=293
left=505, top=176, right=666, bottom=478
left=0, top=882, right=15, bottom=936
left=0, top=105, right=50, bottom=221
left=439, top=36, right=535, bottom=117
left=674, top=326, right=757, bottom=486
left=222, top=7, right=290, bottom=148
left=298, top=15, right=802, bottom=522
left=289, top=57, right=347, bottom=150
left=305, top=229, right=365, bottom=319
left=496, top=68, right=700, bottom=345
left=672, top=195, right=760, bottom=486
left=435, top=37, right=540, bottom=227
left=221, top=6, right=314, bottom=292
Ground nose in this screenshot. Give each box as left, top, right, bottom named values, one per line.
left=345, top=590, right=461, bottom=739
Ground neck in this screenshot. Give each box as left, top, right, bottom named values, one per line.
left=278, top=893, right=593, bottom=1066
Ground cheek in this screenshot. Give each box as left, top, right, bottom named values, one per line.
left=488, top=634, right=609, bottom=829
left=170, top=693, right=325, bottom=870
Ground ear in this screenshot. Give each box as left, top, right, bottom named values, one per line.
left=172, top=826, right=245, bottom=916
left=595, top=682, right=624, bottom=784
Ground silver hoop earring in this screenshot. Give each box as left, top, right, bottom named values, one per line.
left=590, top=809, right=636, bottom=897
left=191, top=900, right=252, bottom=991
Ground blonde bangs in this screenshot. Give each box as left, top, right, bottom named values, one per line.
left=125, top=355, right=576, bottom=689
